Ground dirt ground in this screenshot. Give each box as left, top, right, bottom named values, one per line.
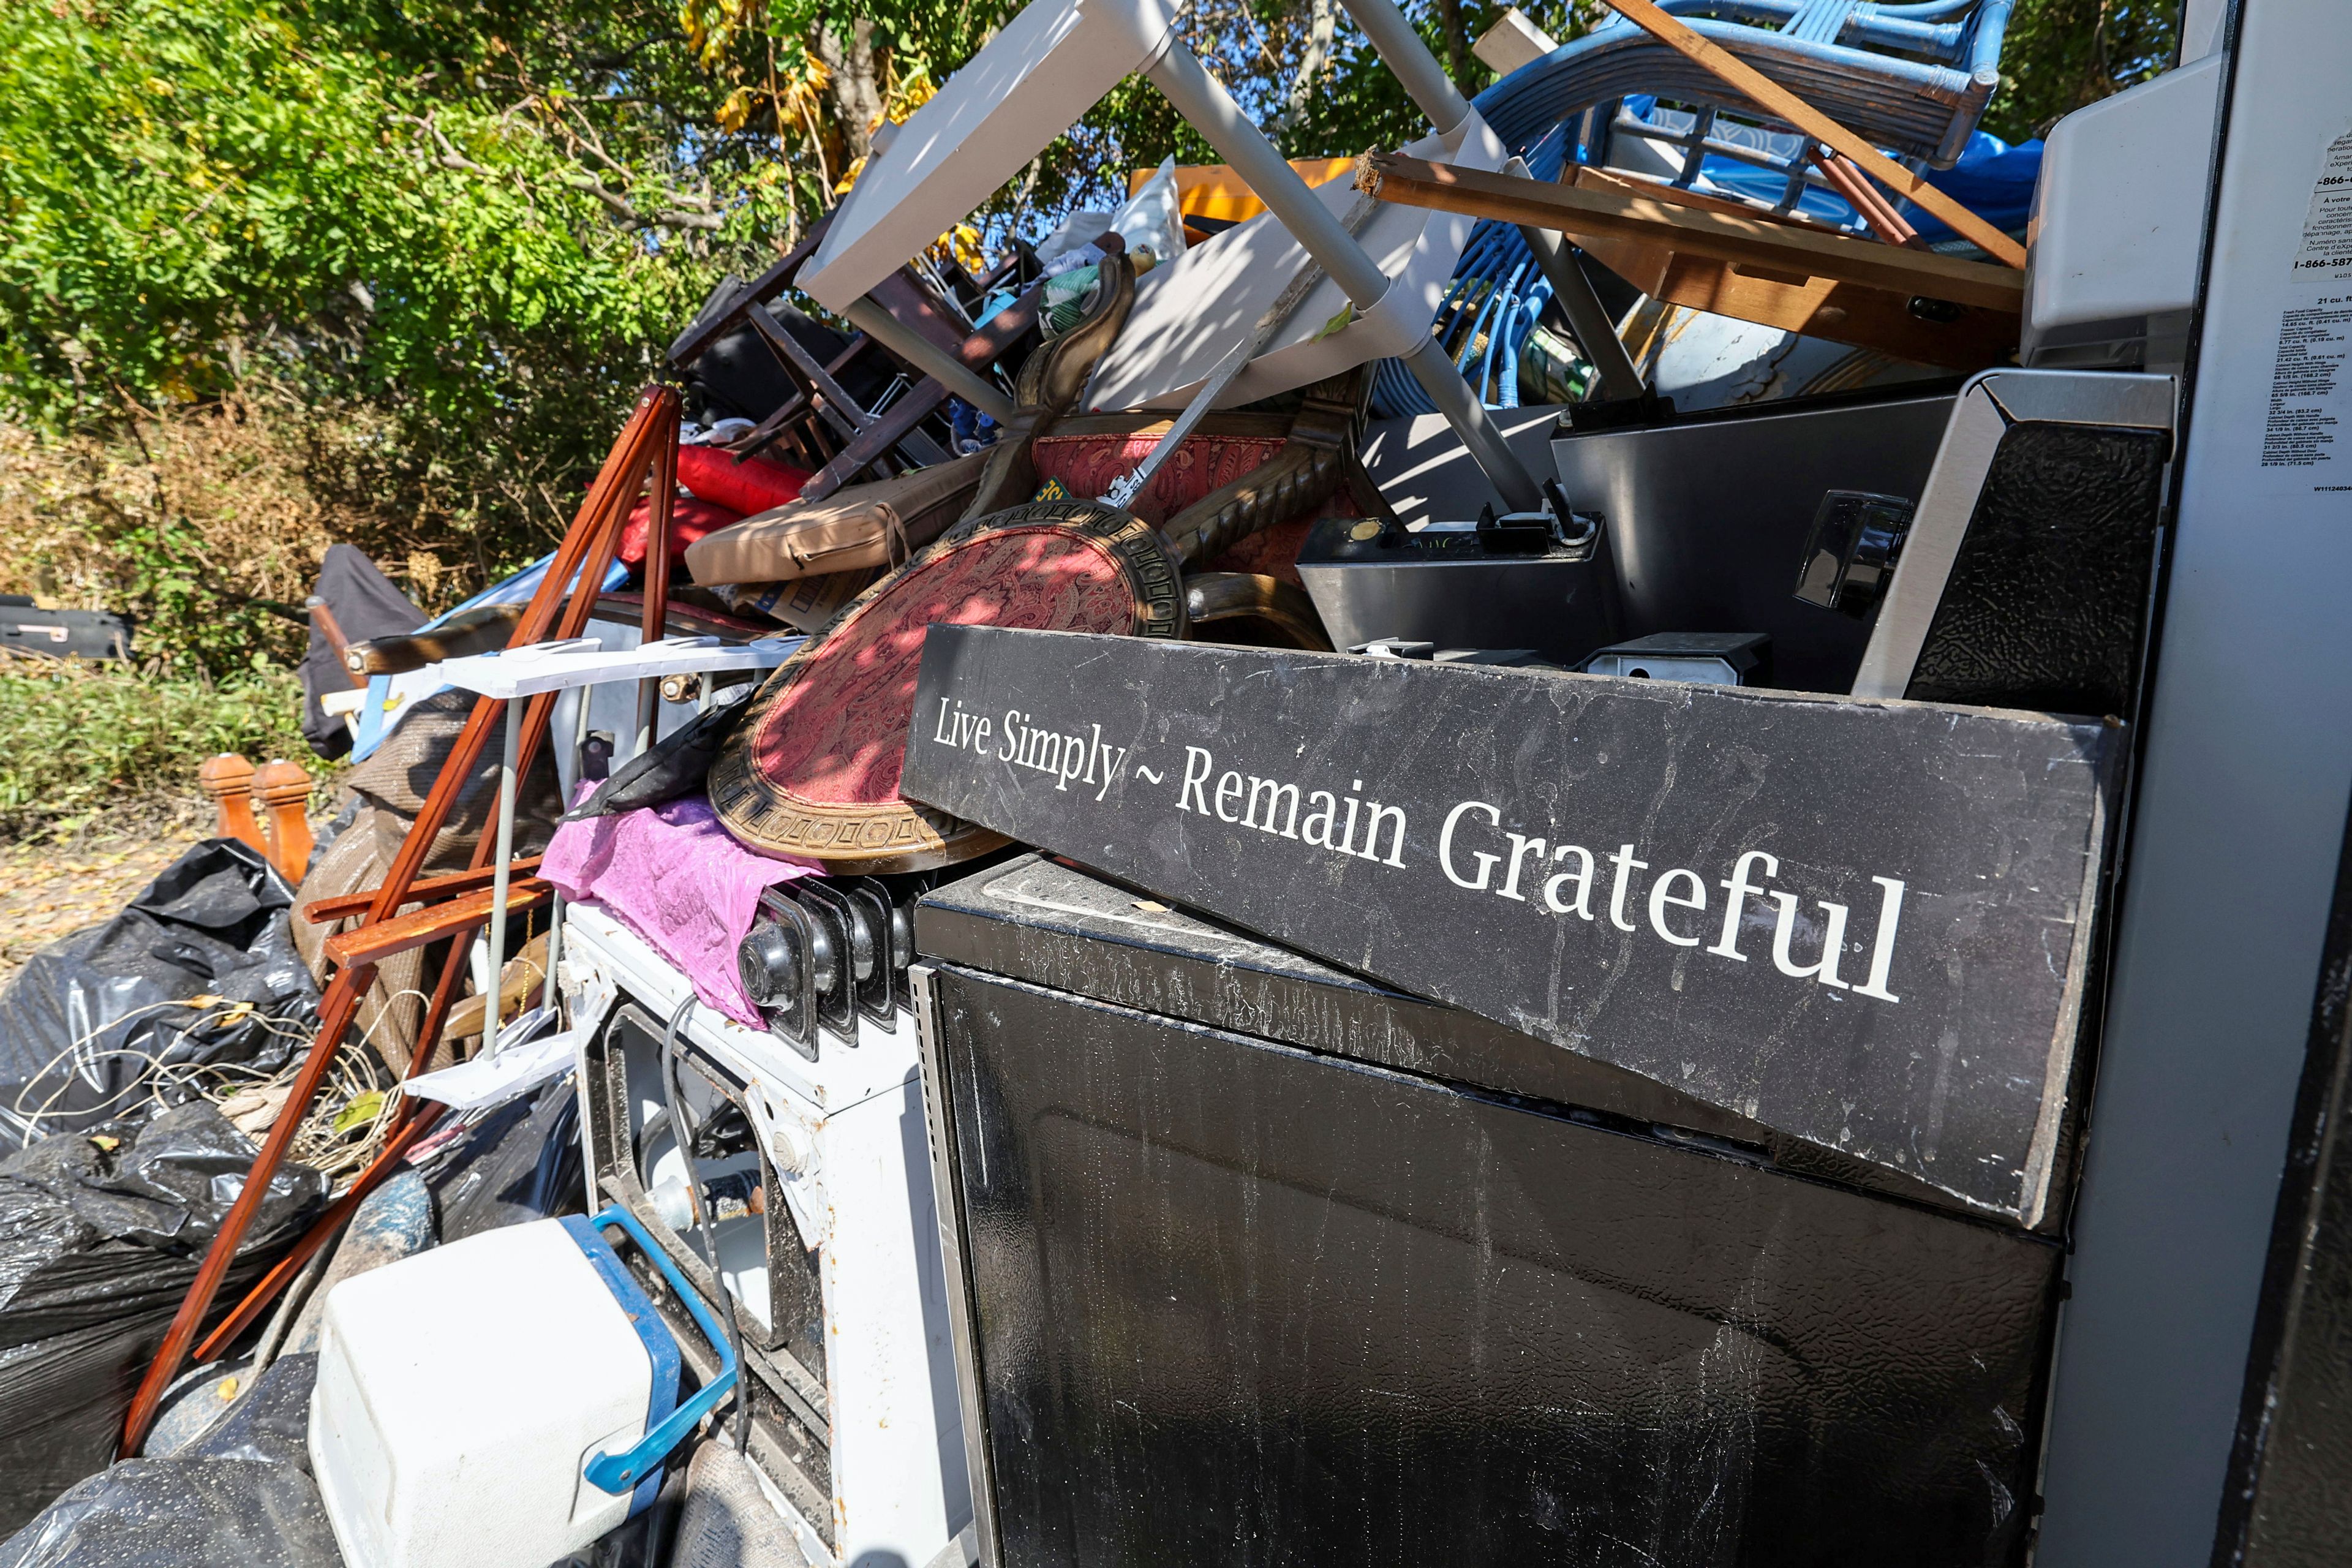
left=0, top=821, right=209, bottom=986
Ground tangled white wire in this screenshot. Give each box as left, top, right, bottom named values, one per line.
left=4, top=991, right=426, bottom=1188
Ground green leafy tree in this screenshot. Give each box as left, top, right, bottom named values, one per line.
left=1985, top=0, right=2182, bottom=143
left=0, top=0, right=806, bottom=660
left=0, top=0, right=2177, bottom=680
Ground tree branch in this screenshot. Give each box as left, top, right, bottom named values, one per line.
left=1428, top=0, right=1474, bottom=89
left=395, top=113, right=488, bottom=176
left=1275, top=0, right=1336, bottom=138
left=562, top=171, right=642, bottom=222
left=815, top=19, right=883, bottom=165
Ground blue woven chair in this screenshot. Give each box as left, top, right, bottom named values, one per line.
left=1371, top=0, right=2017, bottom=416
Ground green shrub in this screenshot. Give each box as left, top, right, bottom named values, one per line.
left=0, top=654, right=331, bottom=840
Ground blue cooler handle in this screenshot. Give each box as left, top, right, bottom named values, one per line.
left=579, top=1204, right=740, bottom=1495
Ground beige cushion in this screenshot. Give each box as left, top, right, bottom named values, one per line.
left=684, top=451, right=988, bottom=585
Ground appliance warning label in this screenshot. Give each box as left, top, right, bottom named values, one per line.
left=2266, top=127, right=2352, bottom=485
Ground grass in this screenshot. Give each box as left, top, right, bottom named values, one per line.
left=0, top=652, right=338, bottom=841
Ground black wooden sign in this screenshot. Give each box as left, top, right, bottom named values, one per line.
left=902, top=628, right=2116, bottom=1226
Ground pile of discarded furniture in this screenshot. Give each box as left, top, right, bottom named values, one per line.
left=5, top=0, right=2346, bottom=1563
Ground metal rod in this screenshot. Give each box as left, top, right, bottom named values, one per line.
left=1395, top=336, right=1544, bottom=505
left=842, top=298, right=1016, bottom=423
left=1145, top=42, right=1544, bottom=511
left=632, top=682, right=660, bottom=764
left=1521, top=227, right=1645, bottom=398
left=635, top=404, right=680, bottom=763
left=543, top=889, right=564, bottom=1025
left=1327, top=2, right=1643, bottom=409
left=1332, top=0, right=1471, bottom=133
left=660, top=996, right=752, bottom=1452
left=1498, top=157, right=1645, bottom=399
left=1106, top=195, right=1381, bottom=509
left=484, top=696, right=521, bottom=1060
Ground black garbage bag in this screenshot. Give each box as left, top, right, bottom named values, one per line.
left=0, top=839, right=318, bottom=1153
left=0, top=1351, right=339, bottom=1568
left=0, top=1101, right=331, bottom=1343
left=560, top=686, right=752, bottom=823
left=0, top=1104, right=329, bottom=1535
left=423, top=1072, right=584, bottom=1243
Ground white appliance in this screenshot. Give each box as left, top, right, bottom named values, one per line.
left=2022, top=53, right=2225, bottom=372
left=560, top=899, right=973, bottom=1568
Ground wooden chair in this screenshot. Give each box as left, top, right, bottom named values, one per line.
left=666, top=221, right=1045, bottom=504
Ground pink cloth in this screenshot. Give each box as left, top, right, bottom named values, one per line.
left=545, top=790, right=816, bottom=1026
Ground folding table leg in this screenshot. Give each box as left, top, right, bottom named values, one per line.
left=483, top=696, right=522, bottom=1061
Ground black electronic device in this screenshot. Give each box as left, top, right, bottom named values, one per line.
left=1295, top=500, right=1618, bottom=666
left=913, top=854, right=2065, bottom=1568
left=1793, top=490, right=1915, bottom=618
left=1550, top=386, right=1953, bottom=692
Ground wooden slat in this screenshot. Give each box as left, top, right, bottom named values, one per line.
left=797, top=273, right=1050, bottom=504
left=302, top=856, right=546, bottom=925
left=640, top=399, right=679, bottom=660
left=871, top=268, right=993, bottom=362
left=801, top=384, right=951, bottom=502
left=1560, top=170, right=2016, bottom=371
left=1357, top=153, right=2023, bottom=312
left=324, top=880, right=552, bottom=970
left=665, top=213, right=837, bottom=367
left=1589, top=238, right=2018, bottom=370
left=733, top=334, right=884, bottom=461
left=1567, top=165, right=1847, bottom=233
left=1595, top=0, right=2026, bottom=268
left=748, top=303, right=869, bottom=442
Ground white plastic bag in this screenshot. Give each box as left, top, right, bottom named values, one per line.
left=1033, top=208, right=1113, bottom=268
left=1110, top=155, right=1186, bottom=270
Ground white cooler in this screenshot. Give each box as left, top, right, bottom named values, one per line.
left=309, top=1207, right=735, bottom=1568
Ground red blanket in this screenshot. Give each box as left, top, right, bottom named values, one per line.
left=677, top=446, right=810, bottom=516
left=619, top=495, right=745, bottom=567
left=611, top=447, right=810, bottom=567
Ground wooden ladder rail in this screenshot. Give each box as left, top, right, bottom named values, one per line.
left=120, top=385, right=680, bottom=1455
left=180, top=399, right=681, bottom=1380
left=299, top=856, right=548, bottom=925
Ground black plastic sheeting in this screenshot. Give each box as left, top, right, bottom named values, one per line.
left=0, top=1104, right=328, bottom=1536
left=0, top=840, right=319, bottom=1153
left=300, top=543, right=423, bottom=761
left=0, top=1352, right=337, bottom=1568
left=561, top=689, right=750, bottom=823
left=423, top=1072, right=585, bottom=1243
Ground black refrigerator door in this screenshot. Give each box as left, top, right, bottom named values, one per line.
left=925, top=963, right=2060, bottom=1568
